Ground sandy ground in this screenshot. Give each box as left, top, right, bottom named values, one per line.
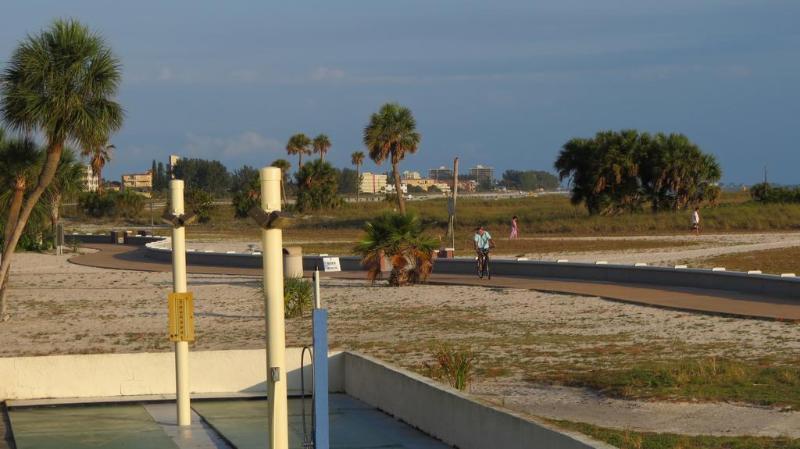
left=2, top=251, right=800, bottom=437
left=180, top=231, right=800, bottom=267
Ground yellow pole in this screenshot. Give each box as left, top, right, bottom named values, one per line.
left=170, top=179, right=191, bottom=426
left=260, top=167, right=288, bottom=449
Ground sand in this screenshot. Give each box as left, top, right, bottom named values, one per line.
left=2, top=250, right=800, bottom=437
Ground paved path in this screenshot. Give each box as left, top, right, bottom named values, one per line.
left=70, top=244, right=800, bottom=320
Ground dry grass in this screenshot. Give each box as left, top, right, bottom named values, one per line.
left=692, top=246, right=800, bottom=275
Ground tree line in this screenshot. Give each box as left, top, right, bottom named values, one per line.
left=555, top=130, right=721, bottom=215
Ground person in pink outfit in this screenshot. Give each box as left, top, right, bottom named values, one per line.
left=510, top=215, right=519, bottom=239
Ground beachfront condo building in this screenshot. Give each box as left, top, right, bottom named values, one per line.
left=469, top=165, right=494, bottom=183
left=428, top=166, right=453, bottom=181
left=82, top=164, right=100, bottom=192
left=359, top=172, right=388, bottom=194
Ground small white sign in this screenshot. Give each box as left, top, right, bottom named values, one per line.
left=322, top=257, right=341, bottom=272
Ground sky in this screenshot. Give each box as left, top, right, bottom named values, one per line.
left=1, top=1, right=799, bottom=184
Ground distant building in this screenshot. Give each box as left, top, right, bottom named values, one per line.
left=82, top=164, right=100, bottom=192
left=168, top=154, right=180, bottom=179
left=429, top=166, right=453, bottom=181
left=121, top=170, right=153, bottom=191
left=457, top=180, right=478, bottom=193
left=405, top=178, right=451, bottom=194
left=384, top=183, right=408, bottom=194
left=402, top=170, right=421, bottom=180
left=359, top=172, right=388, bottom=194
left=106, top=181, right=122, bottom=192
left=469, top=165, right=494, bottom=183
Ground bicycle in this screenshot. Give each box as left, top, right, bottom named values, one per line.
left=476, top=248, right=491, bottom=279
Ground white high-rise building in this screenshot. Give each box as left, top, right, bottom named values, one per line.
left=82, top=164, right=100, bottom=192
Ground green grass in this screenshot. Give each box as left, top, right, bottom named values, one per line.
left=693, top=246, right=800, bottom=275
left=64, top=191, right=800, bottom=238
left=532, top=357, right=800, bottom=410
left=550, top=419, right=800, bottom=449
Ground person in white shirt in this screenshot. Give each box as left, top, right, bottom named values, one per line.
left=691, top=206, right=701, bottom=235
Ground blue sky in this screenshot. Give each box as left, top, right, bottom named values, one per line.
left=2, top=1, right=798, bottom=183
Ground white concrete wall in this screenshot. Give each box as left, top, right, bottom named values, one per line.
left=0, top=348, right=344, bottom=401
left=344, top=352, right=614, bottom=449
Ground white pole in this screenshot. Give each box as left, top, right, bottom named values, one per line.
left=313, top=268, right=321, bottom=309
left=260, top=167, right=289, bottom=449
left=170, top=180, right=191, bottom=427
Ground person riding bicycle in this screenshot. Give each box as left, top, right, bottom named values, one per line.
left=474, top=225, right=494, bottom=258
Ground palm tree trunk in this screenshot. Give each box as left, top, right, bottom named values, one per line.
left=356, top=165, right=361, bottom=203
left=97, top=167, right=103, bottom=193
left=0, top=142, right=64, bottom=321
left=0, top=185, right=24, bottom=322
left=392, top=162, right=406, bottom=214
left=298, top=154, right=303, bottom=170
left=320, top=152, right=324, bottom=162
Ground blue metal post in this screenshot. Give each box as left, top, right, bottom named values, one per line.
left=312, top=308, right=329, bottom=449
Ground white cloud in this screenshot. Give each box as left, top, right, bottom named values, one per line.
left=310, top=66, right=346, bottom=81
left=184, top=131, right=282, bottom=159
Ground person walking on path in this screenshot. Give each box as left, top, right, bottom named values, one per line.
left=510, top=215, right=519, bottom=239
left=691, top=206, right=701, bottom=236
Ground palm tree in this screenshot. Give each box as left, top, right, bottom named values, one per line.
left=286, top=133, right=312, bottom=170
left=294, top=159, right=341, bottom=212
left=0, top=134, right=41, bottom=248
left=83, top=142, right=114, bottom=193
left=351, top=151, right=365, bottom=203
left=0, top=19, right=123, bottom=321
left=271, top=159, right=291, bottom=205
left=45, top=149, right=86, bottom=233
left=312, top=134, right=332, bottom=162
left=363, top=103, right=421, bottom=214
left=354, top=212, right=437, bottom=286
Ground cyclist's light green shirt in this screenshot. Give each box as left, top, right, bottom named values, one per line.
left=474, top=231, right=492, bottom=250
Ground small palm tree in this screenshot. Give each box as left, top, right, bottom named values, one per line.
left=351, top=151, right=365, bottom=203
left=355, top=212, right=437, bottom=286
left=0, top=134, right=41, bottom=247
left=312, top=134, right=332, bottom=162
left=271, top=158, right=291, bottom=205
left=83, top=142, right=114, bottom=193
left=45, top=149, right=86, bottom=232
left=363, top=103, right=420, bottom=214
left=286, top=133, right=312, bottom=170
left=294, top=159, right=341, bottom=212
left=0, top=19, right=123, bottom=320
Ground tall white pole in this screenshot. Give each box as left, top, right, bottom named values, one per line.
left=260, top=167, right=289, bottom=449
left=170, top=180, right=191, bottom=427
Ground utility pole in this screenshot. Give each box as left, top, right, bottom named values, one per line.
left=259, top=167, right=289, bottom=449
left=168, top=179, right=192, bottom=426
left=447, top=157, right=459, bottom=252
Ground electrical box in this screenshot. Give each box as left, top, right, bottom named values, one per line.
left=168, top=292, right=195, bottom=342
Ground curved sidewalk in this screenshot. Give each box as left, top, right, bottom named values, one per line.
left=70, top=244, right=800, bottom=320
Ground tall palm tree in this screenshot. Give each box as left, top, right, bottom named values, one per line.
left=0, top=19, right=123, bottom=320
left=286, top=133, right=311, bottom=170
left=351, top=151, right=365, bottom=203
left=312, top=134, right=332, bottom=162
left=83, top=142, right=114, bottom=193
left=363, top=103, right=421, bottom=214
left=271, top=158, right=291, bottom=205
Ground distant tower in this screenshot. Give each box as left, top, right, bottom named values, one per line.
left=168, top=154, right=180, bottom=179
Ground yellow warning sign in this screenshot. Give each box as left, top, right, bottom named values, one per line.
left=168, top=292, right=195, bottom=342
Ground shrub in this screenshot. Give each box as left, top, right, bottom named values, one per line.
left=284, top=278, right=312, bottom=318
left=425, top=346, right=475, bottom=391
left=78, top=190, right=144, bottom=219
left=185, top=188, right=214, bottom=223
left=295, top=159, right=342, bottom=212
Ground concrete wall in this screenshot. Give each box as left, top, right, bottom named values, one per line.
left=65, top=233, right=114, bottom=245
left=343, top=352, right=613, bottom=449
left=0, top=349, right=344, bottom=401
